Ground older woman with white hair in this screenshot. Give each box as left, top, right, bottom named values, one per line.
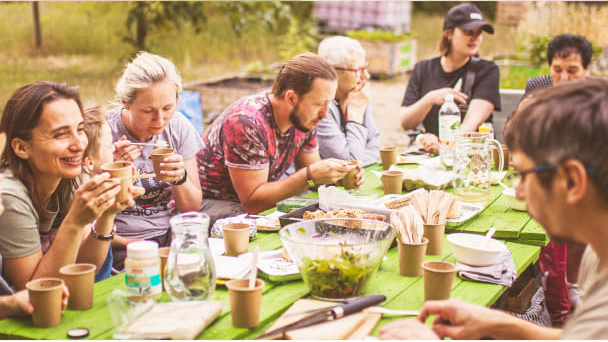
left=316, top=36, right=380, bottom=166
left=108, top=51, right=203, bottom=270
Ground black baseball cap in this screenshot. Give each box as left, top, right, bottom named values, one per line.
left=443, top=3, right=494, bottom=34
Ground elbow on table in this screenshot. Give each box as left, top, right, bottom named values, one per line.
left=241, top=200, right=273, bottom=215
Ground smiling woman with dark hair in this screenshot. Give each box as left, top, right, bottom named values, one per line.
left=0, top=81, right=138, bottom=290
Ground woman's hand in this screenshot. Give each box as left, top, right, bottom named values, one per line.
left=113, top=136, right=142, bottom=162
left=66, top=173, right=121, bottom=227
left=425, top=87, right=468, bottom=106
left=153, top=153, right=186, bottom=184
left=415, top=133, right=440, bottom=155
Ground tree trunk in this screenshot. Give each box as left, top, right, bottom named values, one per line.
left=32, top=1, right=42, bottom=51
left=135, top=2, right=148, bottom=50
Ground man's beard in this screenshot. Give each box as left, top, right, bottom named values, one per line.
left=289, top=103, right=311, bottom=133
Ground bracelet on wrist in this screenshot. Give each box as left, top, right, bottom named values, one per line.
left=172, top=169, right=188, bottom=185
left=91, top=223, right=116, bottom=241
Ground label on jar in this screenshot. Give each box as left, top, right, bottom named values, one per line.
left=125, top=265, right=162, bottom=297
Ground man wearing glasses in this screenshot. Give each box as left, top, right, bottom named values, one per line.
left=380, top=78, right=608, bottom=340
left=316, top=36, right=380, bottom=166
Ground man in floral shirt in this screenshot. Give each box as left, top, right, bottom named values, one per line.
left=198, top=53, right=364, bottom=224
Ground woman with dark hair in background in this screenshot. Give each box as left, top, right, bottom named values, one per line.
left=400, top=3, right=500, bottom=153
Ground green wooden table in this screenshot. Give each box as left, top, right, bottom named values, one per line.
left=0, top=163, right=545, bottom=340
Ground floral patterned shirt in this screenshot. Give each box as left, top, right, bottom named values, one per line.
left=197, top=92, right=317, bottom=202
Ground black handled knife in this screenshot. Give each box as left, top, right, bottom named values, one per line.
left=256, top=294, right=386, bottom=340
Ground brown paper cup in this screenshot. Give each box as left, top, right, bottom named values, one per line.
left=423, top=223, right=446, bottom=255
left=382, top=170, right=403, bottom=195
left=100, top=161, right=133, bottom=203
left=342, top=160, right=359, bottom=190
left=398, top=237, right=428, bottom=277
left=226, top=278, right=264, bottom=328
left=59, top=263, right=96, bottom=310
left=222, top=223, right=250, bottom=256
left=380, top=147, right=398, bottom=170
left=26, top=278, right=64, bottom=328
left=491, top=145, right=510, bottom=171
left=422, top=260, right=457, bottom=301
left=151, top=148, right=176, bottom=182
left=159, top=247, right=171, bottom=291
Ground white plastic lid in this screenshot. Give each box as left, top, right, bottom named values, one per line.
left=127, top=240, right=159, bottom=259
left=445, top=93, right=454, bottom=102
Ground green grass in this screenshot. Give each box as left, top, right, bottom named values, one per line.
left=499, top=65, right=551, bottom=90
left=0, top=2, right=284, bottom=108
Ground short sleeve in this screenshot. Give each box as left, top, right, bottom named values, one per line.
left=222, top=114, right=269, bottom=170
left=0, top=193, right=41, bottom=259
left=471, top=62, right=501, bottom=111
left=402, top=63, right=423, bottom=107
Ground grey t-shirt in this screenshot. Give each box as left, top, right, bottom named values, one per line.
left=0, top=170, right=58, bottom=258
left=316, top=100, right=380, bottom=167
left=561, top=246, right=608, bottom=339
left=106, top=108, right=204, bottom=239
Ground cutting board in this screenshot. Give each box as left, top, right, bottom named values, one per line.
left=264, top=299, right=381, bottom=340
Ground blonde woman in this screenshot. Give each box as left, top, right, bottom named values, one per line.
left=108, top=52, right=203, bottom=270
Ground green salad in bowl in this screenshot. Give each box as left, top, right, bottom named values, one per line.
left=279, top=218, right=394, bottom=301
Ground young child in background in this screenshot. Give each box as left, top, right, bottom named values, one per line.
left=82, top=107, right=144, bottom=280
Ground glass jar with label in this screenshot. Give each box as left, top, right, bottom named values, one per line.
left=125, top=240, right=162, bottom=301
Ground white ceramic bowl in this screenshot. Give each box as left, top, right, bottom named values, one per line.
left=447, top=233, right=507, bottom=266
left=502, top=188, right=527, bottom=211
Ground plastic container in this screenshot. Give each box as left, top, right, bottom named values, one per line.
left=438, top=93, right=461, bottom=169
left=125, top=241, right=162, bottom=300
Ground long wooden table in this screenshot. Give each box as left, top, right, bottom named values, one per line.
left=0, top=163, right=544, bottom=340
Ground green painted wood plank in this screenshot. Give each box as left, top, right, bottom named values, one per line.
left=519, top=219, right=548, bottom=241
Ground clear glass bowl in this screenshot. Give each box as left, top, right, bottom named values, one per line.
left=279, top=218, right=394, bottom=301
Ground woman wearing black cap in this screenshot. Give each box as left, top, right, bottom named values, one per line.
left=400, top=3, right=501, bottom=153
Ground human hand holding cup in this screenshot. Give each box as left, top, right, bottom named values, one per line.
left=26, top=278, right=66, bottom=328
left=150, top=148, right=181, bottom=182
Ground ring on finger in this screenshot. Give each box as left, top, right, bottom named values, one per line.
left=96, top=196, right=104, bottom=206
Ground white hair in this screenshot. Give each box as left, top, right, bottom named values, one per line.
left=115, top=51, right=182, bottom=104
left=317, top=36, right=366, bottom=68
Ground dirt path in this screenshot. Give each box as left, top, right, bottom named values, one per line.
left=368, top=77, right=411, bottom=150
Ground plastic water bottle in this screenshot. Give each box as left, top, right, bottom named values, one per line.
left=439, top=93, right=461, bottom=169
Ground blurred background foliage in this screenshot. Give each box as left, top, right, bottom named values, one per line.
left=0, top=1, right=606, bottom=108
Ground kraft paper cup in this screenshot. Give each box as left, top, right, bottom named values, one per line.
left=151, top=148, right=176, bottom=182
left=222, top=223, right=250, bottom=256
left=226, top=278, right=264, bottom=328
left=342, top=160, right=359, bottom=190
left=59, top=263, right=96, bottom=310
left=491, top=144, right=510, bottom=171
left=26, top=278, right=64, bottom=328
left=100, top=161, right=133, bottom=203
left=380, top=146, right=398, bottom=170
left=422, top=260, right=457, bottom=301
left=423, top=222, right=446, bottom=255
left=398, top=237, right=428, bottom=277
left=382, top=170, right=403, bottom=195
left=159, top=247, right=171, bottom=291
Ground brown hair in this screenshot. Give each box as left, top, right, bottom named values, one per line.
left=271, top=53, right=337, bottom=99
left=439, top=29, right=454, bottom=56
left=504, top=77, right=608, bottom=199
left=82, top=106, right=107, bottom=159
left=0, top=81, right=83, bottom=219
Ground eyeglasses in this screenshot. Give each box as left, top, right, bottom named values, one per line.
left=334, top=62, right=369, bottom=75
left=461, top=28, right=483, bottom=37
left=506, top=163, right=596, bottom=187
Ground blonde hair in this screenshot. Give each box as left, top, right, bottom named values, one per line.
left=318, top=36, right=366, bottom=68
left=115, top=51, right=182, bottom=104
left=82, top=106, right=107, bottom=159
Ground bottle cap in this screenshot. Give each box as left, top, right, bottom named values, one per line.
left=127, top=240, right=159, bottom=259
left=67, top=328, right=89, bottom=339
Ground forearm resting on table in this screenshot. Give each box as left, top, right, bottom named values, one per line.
left=460, top=99, right=494, bottom=132
left=489, top=314, right=561, bottom=340
left=239, top=169, right=309, bottom=214
left=400, top=97, right=433, bottom=130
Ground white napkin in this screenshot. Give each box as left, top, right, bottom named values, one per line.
left=456, top=249, right=517, bottom=287
left=116, top=301, right=222, bottom=339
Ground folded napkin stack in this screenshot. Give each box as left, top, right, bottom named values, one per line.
left=456, top=249, right=517, bottom=287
